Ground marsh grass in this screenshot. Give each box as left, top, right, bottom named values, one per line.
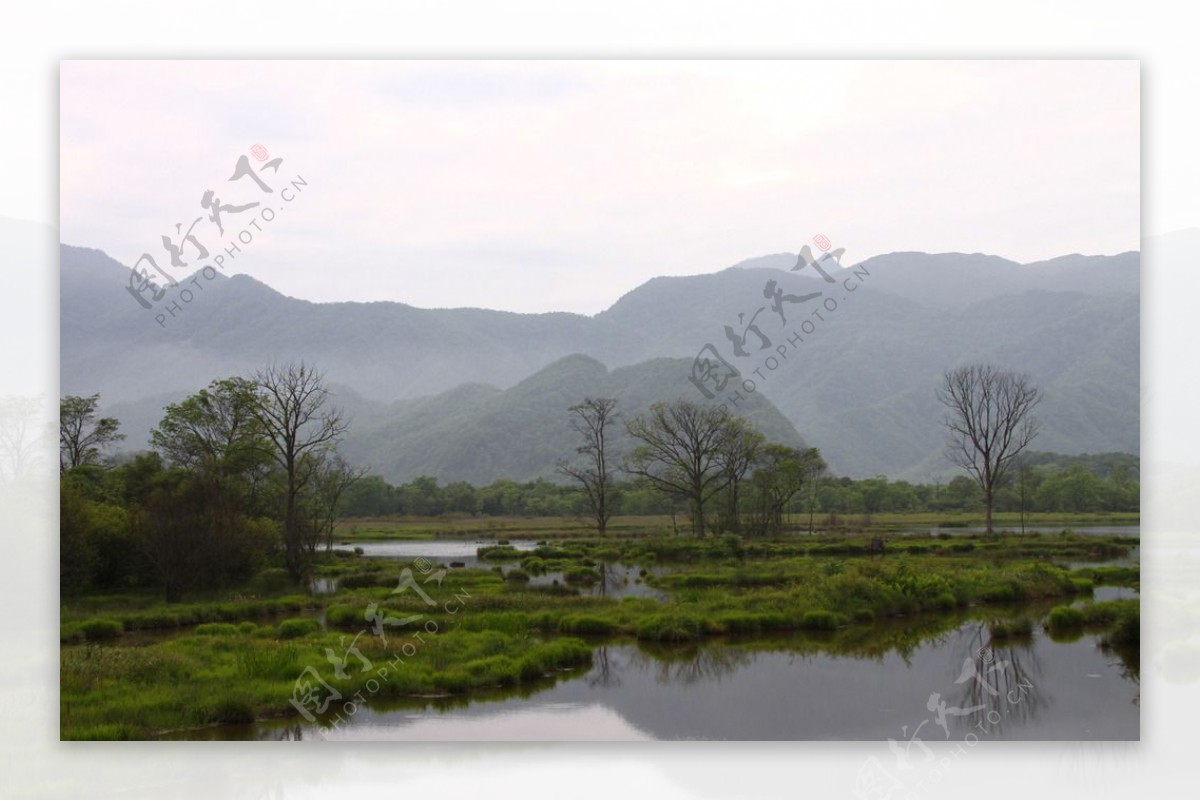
left=60, top=527, right=1139, bottom=739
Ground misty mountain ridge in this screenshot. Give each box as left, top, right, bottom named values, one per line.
left=61, top=242, right=1138, bottom=482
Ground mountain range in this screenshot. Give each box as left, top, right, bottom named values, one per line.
left=60, top=241, right=1139, bottom=482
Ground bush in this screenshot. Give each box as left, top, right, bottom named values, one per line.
left=278, top=618, right=320, bottom=639
left=194, top=622, right=240, bottom=636
left=1070, top=577, right=1095, bottom=594
left=1046, top=606, right=1084, bottom=631
left=80, top=618, right=123, bottom=641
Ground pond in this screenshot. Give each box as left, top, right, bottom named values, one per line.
left=181, top=617, right=1138, bottom=741
left=349, top=538, right=539, bottom=566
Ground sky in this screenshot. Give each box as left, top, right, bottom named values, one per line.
left=59, top=60, right=1139, bottom=315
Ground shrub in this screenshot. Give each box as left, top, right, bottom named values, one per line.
left=80, top=618, right=123, bottom=641
left=194, top=622, right=240, bottom=636
left=1046, top=606, right=1084, bottom=631
left=237, top=621, right=258, bottom=634
left=278, top=618, right=320, bottom=639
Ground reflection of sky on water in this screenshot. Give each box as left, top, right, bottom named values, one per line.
left=199, top=621, right=1138, bottom=742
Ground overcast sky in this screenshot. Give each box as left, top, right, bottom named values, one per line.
left=60, top=60, right=1138, bottom=315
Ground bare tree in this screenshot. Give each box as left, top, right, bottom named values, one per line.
left=623, top=400, right=741, bottom=536
left=937, top=364, right=1042, bottom=535
left=253, top=363, right=347, bottom=578
left=557, top=397, right=619, bottom=536
left=59, top=394, right=124, bottom=472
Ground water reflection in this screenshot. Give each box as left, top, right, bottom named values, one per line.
left=188, top=614, right=1138, bottom=741
left=945, top=621, right=1045, bottom=736
left=628, top=641, right=756, bottom=686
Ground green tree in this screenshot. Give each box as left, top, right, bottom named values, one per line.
left=145, top=378, right=276, bottom=599
left=59, top=394, right=124, bottom=472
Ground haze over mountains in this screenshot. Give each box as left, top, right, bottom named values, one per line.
left=60, top=241, right=1139, bottom=483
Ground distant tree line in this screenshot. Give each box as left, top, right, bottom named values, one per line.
left=336, top=452, right=1136, bottom=521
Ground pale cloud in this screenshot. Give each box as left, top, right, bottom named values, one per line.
left=60, top=60, right=1139, bottom=314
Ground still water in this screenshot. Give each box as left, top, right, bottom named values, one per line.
left=190, top=621, right=1138, bottom=741
left=268, top=533, right=1140, bottom=741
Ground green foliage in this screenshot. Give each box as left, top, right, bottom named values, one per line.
left=79, top=618, right=123, bottom=640
left=1108, top=609, right=1140, bottom=647
left=60, top=393, right=125, bottom=471
left=1046, top=606, right=1084, bottom=630
left=563, top=566, right=601, bottom=586
left=558, top=615, right=617, bottom=635
left=989, top=617, right=1034, bottom=639
left=799, top=610, right=844, bottom=630
left=636, top=614, right=706, bottom=641
left=1070, top=577, right=1095, bottom=594
left=277, top=618, right=320, bottom=639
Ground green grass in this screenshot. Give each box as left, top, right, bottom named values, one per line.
left=1046, top=606, right=1085, bottom=630
left=79, top=618, right=123, bottom=641
left=59, top=527, right=1140, bottom=739
left=988, top=616, right=1034, bottom=639
left=278, top=618, right=321, bottom=639
left=61, top=628, right=593, bottom=740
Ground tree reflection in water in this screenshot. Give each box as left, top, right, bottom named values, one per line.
left=942, top=621, right=1045, bottom=736
left=628, top=641, right=757, bottom=685
left=589, top=645, right=622, bottom=688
